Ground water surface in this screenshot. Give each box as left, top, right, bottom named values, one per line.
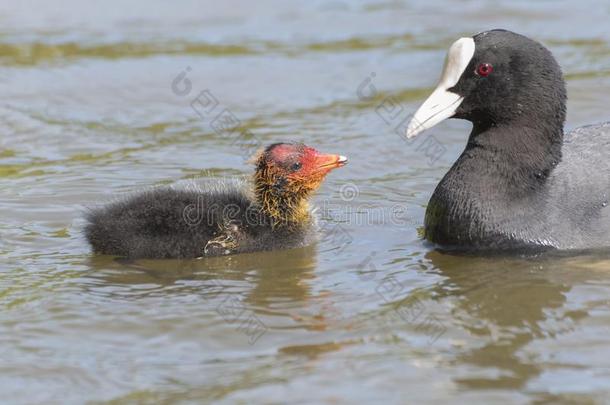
left=2, top=0, right=610, bottom=403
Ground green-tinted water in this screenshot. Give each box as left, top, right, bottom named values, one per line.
left=2, top=0, right=610, bottom=403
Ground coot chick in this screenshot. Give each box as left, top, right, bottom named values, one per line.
left=85, top=143, right=347, bottom=258
left=406, top=29, right=610, bottom=251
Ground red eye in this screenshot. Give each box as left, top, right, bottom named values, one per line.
left=476, top=63, right=493, bottom=77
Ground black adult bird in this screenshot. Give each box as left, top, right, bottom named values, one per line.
left=406, top=29, right=610, bottom=252
left=85, top=143, right=347, bottom=258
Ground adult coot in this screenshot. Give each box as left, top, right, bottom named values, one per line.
left=406, top=29, right=610, bottom=251
left=85, top=143, right=347, bottom=258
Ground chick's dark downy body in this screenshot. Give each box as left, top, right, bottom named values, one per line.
left=85, top=143, right=347, bottom=259
left=85, top=185, right=310, bottom=259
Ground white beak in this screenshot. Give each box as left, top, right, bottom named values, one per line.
left=406, top=37, right=475, bottom=139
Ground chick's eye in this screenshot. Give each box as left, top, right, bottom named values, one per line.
left=291, top=162, right=302, bottom=171
left=476, top=63, right=493, bottom=77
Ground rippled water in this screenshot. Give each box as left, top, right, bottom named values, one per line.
left=2, top=0, right=610, bottom=403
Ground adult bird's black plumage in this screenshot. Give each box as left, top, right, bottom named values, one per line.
left=406, top=29, right=610, bottom=251
left=85, top=143, right=347, bottom=258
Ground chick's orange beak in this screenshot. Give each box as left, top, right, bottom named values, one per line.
left=313, top=153, right=348, bottom=172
